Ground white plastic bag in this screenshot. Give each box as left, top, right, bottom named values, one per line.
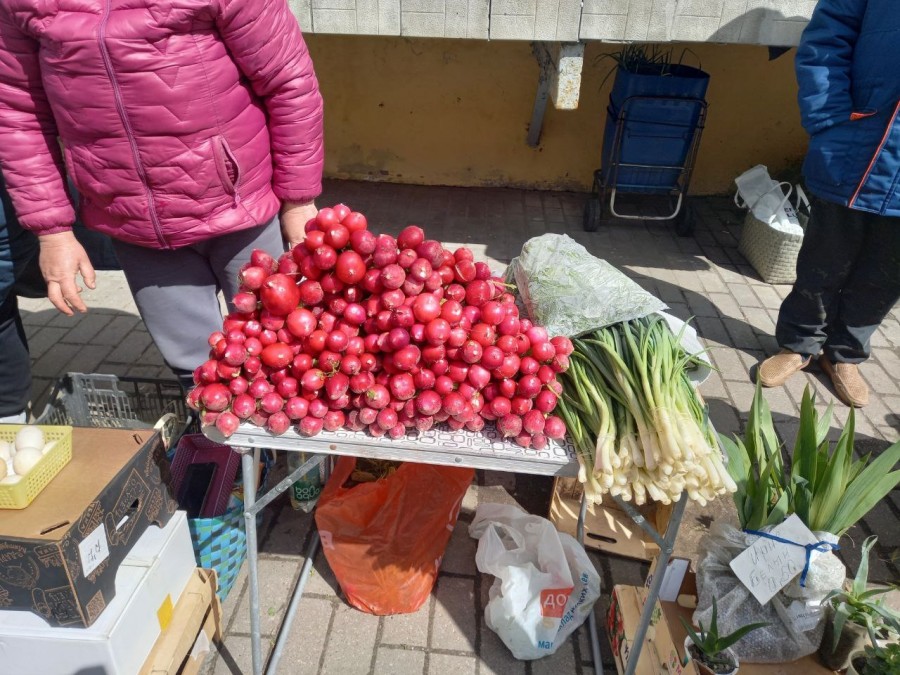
left=469, top=503, right=601, bottom=660
left=734, top=165, right=803, bottom=236
left=694, top=522, right=845, bottom=663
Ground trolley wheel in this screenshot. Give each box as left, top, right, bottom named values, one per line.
left=674, top=200, right=694, bottom=237
left=583, top=197, right=602, bottom=232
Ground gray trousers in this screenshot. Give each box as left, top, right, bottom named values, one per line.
left=113, top=218, right=284, bottom=388
left=775, top=196, right=900, bottom=363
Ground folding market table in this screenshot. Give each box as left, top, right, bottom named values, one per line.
left=210, top=424, right=687, bottom=675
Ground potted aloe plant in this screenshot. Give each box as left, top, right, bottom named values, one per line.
left=848, top=641, right=900, bottom=675
left=818, top=536, right=900, bottom=670
left=680, top=598, right=768, bottom=674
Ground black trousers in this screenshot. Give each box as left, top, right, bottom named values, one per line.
left=775, top=196, right=900, bottom=364
left=0, top=291, right=31, bottom=418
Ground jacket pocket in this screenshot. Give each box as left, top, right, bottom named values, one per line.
left=213, top=136, right=242, bottom=196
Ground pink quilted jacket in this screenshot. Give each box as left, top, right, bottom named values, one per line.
left=0, top=0, right=324, bottom=249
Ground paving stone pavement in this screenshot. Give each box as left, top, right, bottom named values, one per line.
left=17, top=180, right=899, bottom=674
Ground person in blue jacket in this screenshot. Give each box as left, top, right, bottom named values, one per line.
left=758, top=0, right=900, bottom=407
left=0, top=173, right=38, bottom=422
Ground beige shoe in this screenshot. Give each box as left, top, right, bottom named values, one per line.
left=820, top=357, right=869, bottom=407
left=757, top=350, right=812, bottom=387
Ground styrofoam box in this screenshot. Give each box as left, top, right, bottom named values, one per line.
left=0, top=510, right=195, bottom=675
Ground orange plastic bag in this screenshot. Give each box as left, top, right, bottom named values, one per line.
left=315, top=457, right=474, bottom=615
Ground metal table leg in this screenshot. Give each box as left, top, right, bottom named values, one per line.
left=241, top=449, right=263, bottom=675
left=577, top=495, right=604, bottom=675
left=617, top=493, right=688, bottom=675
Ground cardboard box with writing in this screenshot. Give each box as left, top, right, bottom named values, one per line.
left=0, top=428, right=177, bottom=627
left=550, top=476, right=673, bottom=561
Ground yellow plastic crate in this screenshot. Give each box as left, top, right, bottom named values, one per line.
left=0, top=425, right=73, bottom=509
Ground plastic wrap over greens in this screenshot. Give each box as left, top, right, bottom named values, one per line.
left=506, top=234, right=666, bottom=338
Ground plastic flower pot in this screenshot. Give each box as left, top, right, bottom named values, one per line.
left=817, top=609, right=869, bottom=671
left=684, top=635, right=739, bottom=675
left=847, top=649, right=867, bottom=675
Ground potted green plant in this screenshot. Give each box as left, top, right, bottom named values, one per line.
left=819, top=536, right=900, bottom=670
left=848, top=641, right=900, bottom=675
left=680, top=598, right=768, bottom=674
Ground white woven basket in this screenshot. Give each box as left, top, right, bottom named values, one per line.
left=738, top=212, right=804, bottom=284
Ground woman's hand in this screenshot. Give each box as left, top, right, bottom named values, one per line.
left=38, top=231, right=96, bottom=316
left=281, top=200, right=318, bottom=250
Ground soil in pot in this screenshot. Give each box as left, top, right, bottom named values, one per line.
left=818, top=615, right=868, bottom=670
left=687, top=643, right=738, bottom=675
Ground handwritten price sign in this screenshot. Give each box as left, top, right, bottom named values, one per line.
left=78, top=524, right=110, bottom=579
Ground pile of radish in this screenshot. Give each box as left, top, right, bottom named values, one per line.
left=187, top=205, right=571, bottom=449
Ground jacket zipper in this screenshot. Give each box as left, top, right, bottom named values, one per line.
left=849, top=100, right=900, bottom=209
left=97, top=0, right=167, bottom=248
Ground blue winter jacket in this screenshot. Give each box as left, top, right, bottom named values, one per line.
left=796, top=0, right=900, bottom=216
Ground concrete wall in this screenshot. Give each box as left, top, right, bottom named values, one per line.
left=307, top=35, right=807, bottom=194
left=296, top=0, right=815, bottom=45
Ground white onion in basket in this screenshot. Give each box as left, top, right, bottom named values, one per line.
left=15, top=426, right=44, bottom=453
left=0, top=440, right=12, bottom=461
left=13, top=448, right=42, bottom=476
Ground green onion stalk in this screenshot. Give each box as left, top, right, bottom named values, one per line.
left=558, top=315, right=736, bottom=506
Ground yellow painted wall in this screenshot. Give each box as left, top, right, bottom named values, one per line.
left=306, top=36, right=807, bottom=194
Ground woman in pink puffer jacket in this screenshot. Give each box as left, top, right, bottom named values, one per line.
left=0, top=0, right=324, bottom=385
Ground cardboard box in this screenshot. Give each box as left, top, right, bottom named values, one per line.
left=606, top=556, right=838, bottom=675
left=0, top=510, right=196, bottom=675
left=0, top=428, right=178, bottom=626
left=140, top=568, right=222, bottom=675
left=550, top=477, right=673, bottom=561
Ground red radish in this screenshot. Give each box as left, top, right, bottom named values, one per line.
left=490, top=396, right=512, bottom=417
left=409, top=258, right=432, bottom=282
left=239, top=266, right=267, bottom=291
left=323, top=410, right=345, bottom=432
left=350, top=229, right=377, bottom=255
left=425, top=319, right=450, bottom=345
left=278, top=254, right=299, bottom=275
left=398, top=225, right=425, bottom=250
left=389, top=373, right=415, bottom=400
left=233, top=292, right=258, bottom=314
left=242, top=320, right=262, bottom=338
left=497, top=414, right=522, bottom=438
left=251, top=249, right=277, bottom=273
left=445, top=283, right=466, bottom=303
left=432, top=359, right=449, bottom=376
left=510, top=396, right=533, bottom=415
left=517, top=375, right=542, bottom=398
left=308, top=398, right=329, bottom=419
left=466, top=416, right=485, bottom=433
left=531, top=340, right=556, bottom=363
left=447, top=327, right=468, bottom=348
left=316, top=207, right=339, bottom=228
left=465, top=280, right=492, bottom=307
left=398, top=248, right=418, bottom=269
left=519, top=356, right=540, bottom=376
left=216, top=361, right=241, bottom=380
left=514, top=333, right=531, bottom=355
left=297, top=280, right=323, bottom=306
left=313, top=246, right=337, bottom=270
left=276, top=377, right=299, bottom=398
left=260, top=274, right=300, bottom=316
left=232, top=394, right=256, bottom=419
left=467, top=364, right=491, bottom=390
left=305, top=230, right=325, bottom=251
left=216, top=411, right=241, bottom=438
left=413, top=293, right=441, bottom=322
left=260, top=310, right=285, bottom=331
left=415, top=416, right=434, bottom=433
left=402, top=276, right=425, bottom=297
left=305, top=330, right=327, bottom=353
left=434, top=375, right=455, bottom=396
left=480, top=301, right=504, bottom=326
left=498, top=315, right=520, bottom=336
left=550, top=335, right=573, bottom=356
left=415, top=240, right=443, bottom=267
left=414, top=390, right=442, bottom=415
left=448, top=362, right=469, bottom=384
left=551, top=354, right=570, bottom=373
left=381, top=289, right=405, bottom=310
left=514, top=432, right=532, bottom=449
left=470, top=323, right=497, bottom=347
left=543, top=416, right=566, bottom=439
left=443, top=392, right=465, bottom=417
left=335, top=250, right=365, bottom=284
left=365, top=384, right=390, bottom=409
left=243, top=356, right=262, bottom=376
left=229, top=376, right=250, bottom=396
left=350, top=372, right=374, bottom=394
left=343, top=211, right=367, bottom=233
left=447, top=417, right=465, bottom=431
left=343, top=303, right=366, bottom=326
left=498, top=378, right=517, bottom=399
left=454, top=259, right=476, bottom=283
left=522, top=409, right=545, bottom=435
left=286, top=308, right=316, bottom=338
left=325, top=373, right=350, bottom=400
left=318, top=350, right=341, bottom=372
left=301, top=369, right=326, bottom=391
left=339, top=355, right=362, bottom=376
left=200, top=383, right=231, bottom=412
left=481, top=345, right=504, bottom=370
left=414, top=368, right=436, bottom=390
left=535, top=390, right=558, bottom=413
left=248, top=411, right=268, bottom=427
left=531, top=433, right=548, bottom=450
left=333, top=203, right=351, bottom=222
left=358, top=407, right=378, bottom=425
left=323, top=224, right=350, bottom=250
left=249, top=378, right=273, bottom=399
left=474, top=262, right=491, bottom=280
left=186, top=386, right=204, bottom=410
left=325, top=330, right=349, bottom=353
left=260, top=343, right=292, bottom=369
left=223, top=342, right=247, bottom=367
left=260, top=392, right=284, bottom=414
left=285, top=396, right=309, bottom=420
left=299, top=416, right=324, bottom=437
left=376, top=408, right=398, bottom=431
left=201, top=411, right=221, bottom=427
left=461, top=340, right=483, bottom=364
left=393, top=345, right=421, bottom=371
left=381, top=264, right=406, bottom=290
left=495, top=354, right=521, bottom=379
left=453, top=247, right=474, bottom=262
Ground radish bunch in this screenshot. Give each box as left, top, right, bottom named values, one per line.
left=187, top=204, right=571, bottom=448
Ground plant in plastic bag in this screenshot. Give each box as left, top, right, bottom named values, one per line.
left=505, top=234, right=665, bottom=339
left=680, top=597, right=767, bottom=674
left=468, top=502, right=601, bottom=660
